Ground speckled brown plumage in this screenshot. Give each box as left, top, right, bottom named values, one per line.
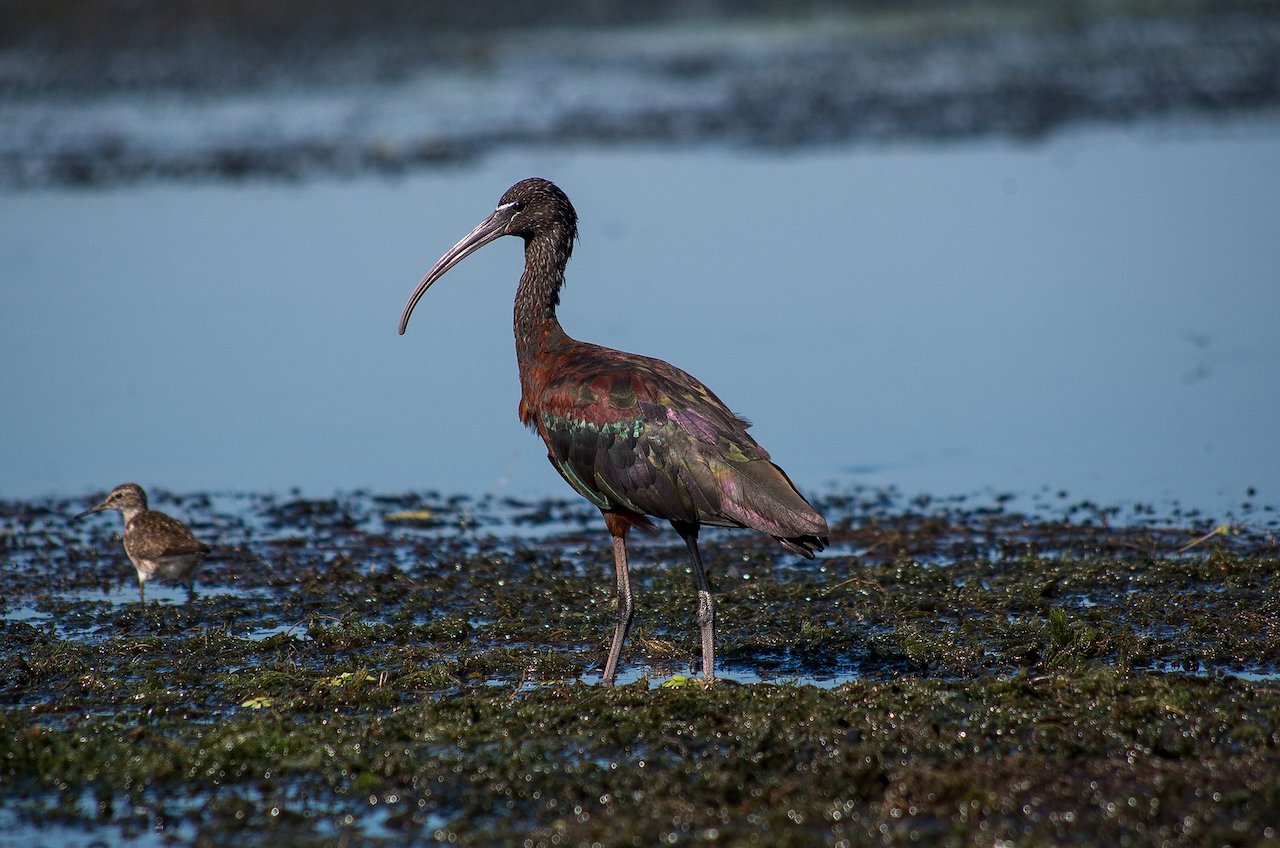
left=399, top=177, right=828, bottom=684
left=75, top=482, right=211, bottom=603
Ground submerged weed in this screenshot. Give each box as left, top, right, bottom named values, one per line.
left=2, top=488, right=1278, bottom=845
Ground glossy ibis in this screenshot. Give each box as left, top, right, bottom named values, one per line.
left=398, top=178, right=827, bottom=684
left=75, top=483, right=211, bottom=602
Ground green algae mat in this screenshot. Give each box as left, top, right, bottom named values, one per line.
left=2, top=490, right=1278, bottom=846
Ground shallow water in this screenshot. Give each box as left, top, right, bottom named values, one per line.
left=4, top=479, right=1278, bottom=845
left=2, top=119, right=1278, bottom=515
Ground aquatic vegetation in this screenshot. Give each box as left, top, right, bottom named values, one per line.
left=1, top=489, right=1278, bottom=845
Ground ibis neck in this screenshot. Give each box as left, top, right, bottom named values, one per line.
left=513, top=232, right=573, bottom=364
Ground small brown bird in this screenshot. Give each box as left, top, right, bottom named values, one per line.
left=75, top=483, right=211, bottom=602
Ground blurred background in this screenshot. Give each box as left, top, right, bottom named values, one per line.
left=2, top=0, right=1278, bottom=516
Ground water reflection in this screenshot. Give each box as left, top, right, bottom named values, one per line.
left=2, top=121, right=1277, bottom=515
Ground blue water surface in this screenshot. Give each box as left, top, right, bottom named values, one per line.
left=2, top=120, right=1278, bottom=516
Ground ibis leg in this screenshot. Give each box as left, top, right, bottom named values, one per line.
left=672, top=521, right=715, bottom=681
left=601, top=530, right=634, bottom=686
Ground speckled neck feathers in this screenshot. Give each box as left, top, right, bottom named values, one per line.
left=513, top=195, right=577, bottom=375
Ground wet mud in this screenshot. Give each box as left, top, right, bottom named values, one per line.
left=2, top=488, right=1278, bottom=845
left=3, top=0, right=1280, bottom=189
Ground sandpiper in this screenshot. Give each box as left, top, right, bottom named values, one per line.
left=75, top=482, right=212, bottom=602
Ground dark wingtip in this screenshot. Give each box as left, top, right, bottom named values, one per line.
left=777, top=535, right=828, bottom=558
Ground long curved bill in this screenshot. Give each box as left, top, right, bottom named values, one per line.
left=398, top=203, right=518, bottom=335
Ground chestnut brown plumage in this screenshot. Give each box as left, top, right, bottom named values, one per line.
left=399, top=178, right=827, bottom=684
